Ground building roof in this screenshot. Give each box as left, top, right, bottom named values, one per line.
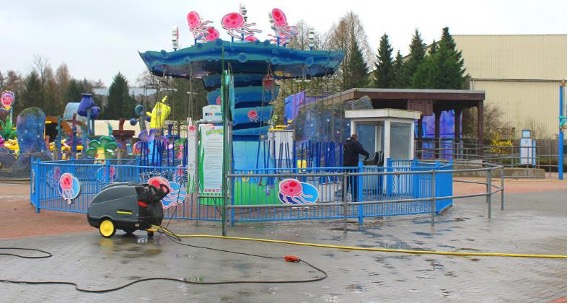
left=318, top=88, right=485, bottom=114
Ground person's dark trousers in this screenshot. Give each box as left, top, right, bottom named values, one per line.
left=343, top=168, right=359, bottom=201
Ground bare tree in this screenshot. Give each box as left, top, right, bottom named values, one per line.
left=322, top=12, right=374, bottom=93
left=463, top=103, right=512, bottom=143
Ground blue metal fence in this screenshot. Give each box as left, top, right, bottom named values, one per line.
left=30, top=158, right=453, bottom=225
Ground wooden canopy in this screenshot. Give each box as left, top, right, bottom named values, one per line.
left=318, top=88, right=486, bottom=156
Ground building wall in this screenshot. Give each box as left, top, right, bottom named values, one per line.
left=454, top=34, right=567, bottom=139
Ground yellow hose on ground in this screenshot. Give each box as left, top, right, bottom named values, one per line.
left=153, top=226, right=566, bottom=259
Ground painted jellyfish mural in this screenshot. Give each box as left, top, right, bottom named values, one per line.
left=277, top=178, right=319, bottom=205
left=58, top=172, right=81, bottom=204
left=247, top=109, right=259, bottom=122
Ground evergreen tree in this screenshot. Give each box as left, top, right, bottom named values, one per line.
left=344, top=38, right=369, bottom=89
left=102, top=73, right=130, bottom=119
left=392, top=51, right=405, bottom=88
left=64, top=79, right=86, bottom=104
left=404, top=29, right=426, bottom=88
left=373, top=34, right=395, bottom=88
left=431, top=27, right=468, bottom=89
left=19, top=71, right=42, bottom=113
left=122, top=94, right=137, bottom=121
left=413, top=28, right=467, bottom=89
left=412, top=40, right=438, bottom=88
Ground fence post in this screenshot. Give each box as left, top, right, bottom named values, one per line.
left=487, top=167, right=493, bottom=218
left=430, top=169, right=436, bottom=226
left=357, top=161, right=364, bottom=226
left=342, top=172, right=348, bottom=233
left=30, top=157, right=40, bottom=213
left=229, top=174, right=235, bottom=227
left=500, top=166, right=505, bottom=210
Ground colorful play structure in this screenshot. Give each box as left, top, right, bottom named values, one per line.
left=12, top=6, right=453, bottom=233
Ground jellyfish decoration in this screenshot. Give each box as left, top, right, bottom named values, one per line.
left=203, top=27, right=220, bottom=42
left=268, top=8, right=298, bottom=45
left=85, top=136, right=118, bottom=165
left=58, top=172, right=81, bottom=205
left=46, top=166, right=61, bottom=189
left=247, top=110, right=259, bottom=122
left=277, top=178, right=319, bottom=205
left=187, top=11, right=214, bottom=42
left=221, top=11, right=261, bottom=40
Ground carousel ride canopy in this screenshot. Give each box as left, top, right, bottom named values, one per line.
left=138, top=6, right=344, bottom=140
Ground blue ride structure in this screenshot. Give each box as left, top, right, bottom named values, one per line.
left=139, top=38, right=344, bottom=171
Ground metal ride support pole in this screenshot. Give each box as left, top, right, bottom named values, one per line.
left=430, top=169, right=436, bottom=226
left=221, top=48, right=229, bottom=237
left=357, top=162, right=364, bottom=226
left=487, top=167, right=493, bottom=218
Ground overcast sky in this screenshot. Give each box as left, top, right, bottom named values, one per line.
left=1, top=0, right=566, bottom=87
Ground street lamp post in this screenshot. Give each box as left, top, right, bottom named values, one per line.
left=559, top=80, right=566, bottom=180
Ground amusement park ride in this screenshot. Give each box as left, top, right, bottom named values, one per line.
left=18, top=5, right=437, bottom=239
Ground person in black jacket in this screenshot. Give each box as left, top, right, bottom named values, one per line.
left=342, top=134, right=369, bottom=201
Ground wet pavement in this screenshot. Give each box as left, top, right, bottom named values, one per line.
left=0, top=179, right=566, bottom=302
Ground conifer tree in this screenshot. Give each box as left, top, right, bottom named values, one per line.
left=344, top=38, right=369, bottom=89
left=404, top=29, right=426, bottom=88
left=393, top=51, right=405, bottom=88
left=413, top=28, right=467, bottom=89
left=103, top=73, right=130, bottom=119
left=373, top=34, right=395, bottom=88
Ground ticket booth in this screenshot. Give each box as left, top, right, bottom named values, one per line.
left=345, top=108, right=421, bottom=163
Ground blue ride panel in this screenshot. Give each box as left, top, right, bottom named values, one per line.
left=202, top=74, right=266, bottom=91
left=232, top=106, right=273, bottom=127
left=206, top=85, right=279, bottom=106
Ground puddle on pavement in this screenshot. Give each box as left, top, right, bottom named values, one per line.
left=345, top=283, right=365, bottom=293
